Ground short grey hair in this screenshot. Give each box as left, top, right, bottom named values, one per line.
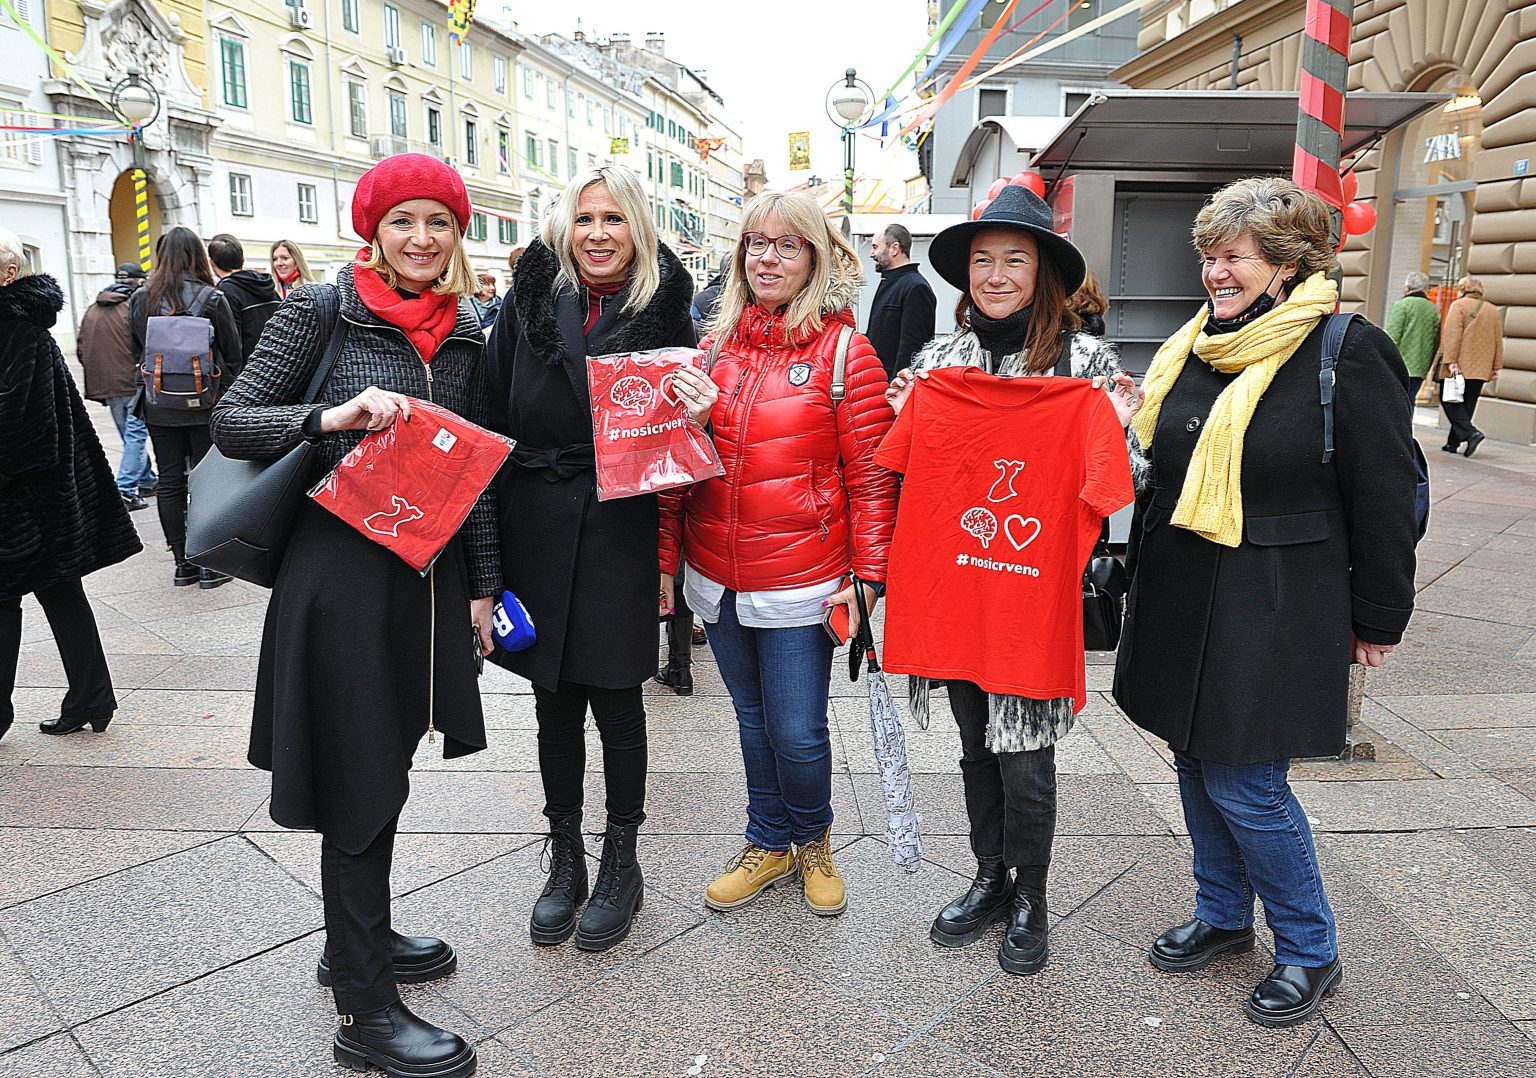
left=1192, top=176, right=1336, bottom=287
left=541, top=165, right=660, bottom=314
left=0, top=226, right=26, bottom=277
left=1404, top=271, right=1430, bottom=292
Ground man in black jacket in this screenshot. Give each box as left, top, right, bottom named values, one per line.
left=866, top=224, right=936, bottom=380
left=209, top=233, right=281, bottom=363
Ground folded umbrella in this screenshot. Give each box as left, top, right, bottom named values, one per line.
left=853, top=586, right=923, bottom=873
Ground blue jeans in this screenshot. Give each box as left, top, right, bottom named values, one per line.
left=105, top=395, right=156, bottom=494
left=706, top=592, right=835, bottom=851
left=1174, top=751, right=1337, bottom=967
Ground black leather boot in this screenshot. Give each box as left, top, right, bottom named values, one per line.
left=998, top=866, right=1049, bottom=975
left=1244, top=958, right=1343, bottom=1027
left=317, top=930, right=457, bottom=987
left=1149, top=917, right=1256, bottom=972
left=574, top=822, right=643, bottom=952
left=333, top=1000, right=476, bottom=1077
left=530, top=815, right=588, bottom=946
left=655, top=617, right=694, bottom=695
left=930, top=856, right=1012, bottom=947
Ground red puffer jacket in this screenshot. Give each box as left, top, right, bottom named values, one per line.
left=660, top=305, right=897, bottom=590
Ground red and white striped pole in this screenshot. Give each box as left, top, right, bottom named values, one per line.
left=1293, top=0, right=1356, bottom=244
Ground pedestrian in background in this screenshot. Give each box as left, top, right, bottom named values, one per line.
left=209, top=233, right=282, bottom=364
left=664, top=191, right=897, bottom=920
left=212, top=154, right=495, bottom=1077
left=0, top=226, right=141, bottom=742
left=1115, top=177, right=1417, bottom=1028
left=76, top=261, right=156, bottom=510
left=1383, top=270, right=1440, bottom=401
left=471, top=271, right=502, bottom=329
left=485, top=165, right=708, bottom=953
left=269, top=238, right=314, bottom=299
left=1068, top=267, right=1110, bottom=339
left=690, top=253, right=729, bottom=337
left=1435, top=275, right=1503, bottom=457
left=129, top=227, right=241, bottom=590
left=866, top=223, right=937, bottom=381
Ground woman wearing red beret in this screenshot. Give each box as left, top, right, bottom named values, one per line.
left=212, top=154, right=493, bottom=1078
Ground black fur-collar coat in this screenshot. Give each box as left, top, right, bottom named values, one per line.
left=1, top=275, right=142, bottom=600
left=484, top=239, right=696, bottom=691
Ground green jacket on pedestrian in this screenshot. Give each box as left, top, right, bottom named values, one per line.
left=1383, top=292, right=1440, bottom=378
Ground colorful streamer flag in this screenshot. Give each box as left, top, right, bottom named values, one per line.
left=448, top=0, right=477, bottom=45
left=1293, top=0, right=1354, bottom=215
left=693, top=135, right=725, bottom=162
left=610, top=136, right=630, bottom=155
left=788, top=131, right=811, bottom=171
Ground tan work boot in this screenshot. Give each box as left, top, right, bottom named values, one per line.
left=705, top=844, right=797, bottom=911
left=797, top=829, right=847, bottom=916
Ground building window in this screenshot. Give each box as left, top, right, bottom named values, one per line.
left=388, top=90, right=408, bottom=138
left=525, top=132, right=539, bottom=167
left=603, top=107, right=611, bottom=134
left=460, top=42, right=472, bottom=80
left=468, top=212, right=487, bottom=241
left=289, top=61, right=313, bottom=125
left=341, top=0, right=360, bottom=33
left=493, top=55, right=506, bottom=95
left=464, top=119, right=478, bottom=166
left=220, top=38, right=247, bottom=109
left=229, top=173, right=253, bottom=217
left=1063, top=90, right=1092, bottom=116
left=566, top=88, right=575, bottom=117
left=567, top=147, right=576, bottom=177
left=496, top=128, right=510, bottom=174
left=548, top=138, right=558, bottom=175
left=421, top=23, right=436, bottom=67
left=523, top=66, right=533, bottom=98
left=978, top=87, right=1007, bottom=120
left=384, top=5, right=402, bottom=49
left=426, top=106, right=442, bottom=147
left=670, top=160, right=684, bottom=188
left=297, top=182, right=319, bottom=224
left=647, top=151, right=653, bottom=180
left=586, top=97, right=594, bottom=126
left=347, top=80, right=367, bottom=139
left=498, top=216, right=517, bottom=244
left=546, top=80, right=555, bottom=108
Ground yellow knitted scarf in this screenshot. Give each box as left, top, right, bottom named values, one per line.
left=1131, top=273, right=1338, bottom=547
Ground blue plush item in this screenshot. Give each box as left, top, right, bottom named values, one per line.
left=491, top=589, right=536, bottom=652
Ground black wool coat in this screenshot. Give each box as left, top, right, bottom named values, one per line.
left=485, top=239, right=695, bottom=691
left=1112, top=317, right=1418, bottom=765
left=865, top=262, right=937, bottom=381
left=0, top=275, right=142, bottom=600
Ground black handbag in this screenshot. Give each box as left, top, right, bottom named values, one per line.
left=1082, top=523, right=1128, bottom=652
left=185, top=288, right=349, bottom=587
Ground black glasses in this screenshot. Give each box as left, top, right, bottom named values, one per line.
left=743, top=232, right=809, bottom=260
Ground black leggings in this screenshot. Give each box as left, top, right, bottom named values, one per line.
left=146, top=423, right=213, bottom=556
left=948, top=680, right=1057, bottom=869
left=534, top=680, right=647, bottom=827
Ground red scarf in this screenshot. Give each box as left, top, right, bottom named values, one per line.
left=581, top=276, right=627, bottom=336
left=352, top=262, right=460, bottom=363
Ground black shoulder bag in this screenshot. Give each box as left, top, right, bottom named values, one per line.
left=185, top=286, right=350, bottom=587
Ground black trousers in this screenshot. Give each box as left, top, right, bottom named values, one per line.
left=948, top=680, right=1057, bottom=869
left=1439, top=377, right=1486, bottom=447
left=1405, top=376, right=1424, bottom=403
left=534, top=680, right=647, bottom=827
left=321, top=813, right=400, bottom=1015
left=0, top=578, right=116, bottom=728
left=146, top=423, right=213, bottom=557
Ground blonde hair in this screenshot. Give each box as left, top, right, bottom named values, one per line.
left=269, top=239, right=314, bottom=283
left=711, top=191, right=861, bottom=343
left=541, top=166, right=659, bottom=314
left=1192, top=176, right=1336, bottom=289
left=0, top=226, right=26, bottom=277
left=360, top=234, right=476, bottom=298
left=1457, top=275, right=1484, bottom=296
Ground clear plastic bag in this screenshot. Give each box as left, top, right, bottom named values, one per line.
left=309, top=397, right=513, bottom=574
left=587, top=347, right=724, bottom=501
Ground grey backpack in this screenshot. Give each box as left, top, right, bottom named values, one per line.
left=142, top=285, right=220, bottom=411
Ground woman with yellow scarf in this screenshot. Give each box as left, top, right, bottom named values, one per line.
left=1112, top=178, right=1418, bottom=1028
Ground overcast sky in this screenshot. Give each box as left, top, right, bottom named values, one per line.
left=490, top=0, right=931, bottom=190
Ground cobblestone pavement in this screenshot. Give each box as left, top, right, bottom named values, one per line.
left=3, top=405, right=1535, bottom=1078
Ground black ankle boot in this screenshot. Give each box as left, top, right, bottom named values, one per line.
left=655, top=617, right=694, bottom=695
left=574, top=822, right=643, bottom=952
left=333, top=1000, right=476, bottom=1077
left=998, top=866, right=1049, bottom=975
left=530, top=815, right=588, bottom=945
left=317, top=930, right=457, bottom=986
left=173, top=561, right=199, bottom=587
left=931, top=856, right=1012, bottom=947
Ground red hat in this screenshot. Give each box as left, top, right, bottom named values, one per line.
left=351, top=153, right=472, bottom=241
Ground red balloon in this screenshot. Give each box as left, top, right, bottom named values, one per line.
left=1340, top=170, right=1359, bottom=204
left=987, top=178, right=1008, bottom=199
left=1009, top=171, right=1031, bottom=187
left=972, top=199, right=992, bottom=220
left=1020, top=171, right=1046, bottom=197
left=1342, top=200, right=1377, bottom=234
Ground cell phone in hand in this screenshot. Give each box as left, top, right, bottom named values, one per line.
left=474, top=628, right=485, bottom=675
left=822, top=601, right=850, bottom=646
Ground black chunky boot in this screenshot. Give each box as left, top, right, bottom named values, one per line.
left=998, top=866, right=1049, bottom=975
left=530, top=815, right=588, bottom=946
left=317, top=930, right=457, bottom=987
left=574, top=822, right=643, bottom=952
left=655, top=617, right=694, bottom=695
left=931, top=856, right=1012, bottom=947
left=333, top=1000, right=476, bottom=1077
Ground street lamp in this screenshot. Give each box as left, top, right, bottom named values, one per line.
left=110, top=66, right=163, bottom=272
left=826, top=68, right=873, bottom=236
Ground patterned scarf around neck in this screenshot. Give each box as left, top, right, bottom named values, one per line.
left=1132, top=272, right=1338, bottom=548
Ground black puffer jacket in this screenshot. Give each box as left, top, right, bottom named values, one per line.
left=0, top=275, right=142, bottom=600
left=209, top=265, right=501, bottom=597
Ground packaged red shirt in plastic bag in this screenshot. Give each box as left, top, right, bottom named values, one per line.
left=588, top=347, right=724, bottom=501
left=309, top=398, right=512, bottom=574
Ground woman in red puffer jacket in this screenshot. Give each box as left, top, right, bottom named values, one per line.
left=660, top=191, right=896, bottom=919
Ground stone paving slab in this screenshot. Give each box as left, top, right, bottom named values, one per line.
left=0, top=941, right=63, bottom=1054
left=0, top=765, right=269, bottom=831
left=0, top=829, right=218, bottom=910
left=0, top=1033, right=97, bottom=1078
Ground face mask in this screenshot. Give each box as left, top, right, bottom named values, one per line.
left=1208, top=264, right=1285, bottom=327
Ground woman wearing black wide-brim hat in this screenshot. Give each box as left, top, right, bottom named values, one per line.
left=886, top=182, right=1147, bottom=976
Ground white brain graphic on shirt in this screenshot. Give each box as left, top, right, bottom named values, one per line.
left=611, top=376, right=657, bottom=416
left=960, top=507, right=998, bottom=549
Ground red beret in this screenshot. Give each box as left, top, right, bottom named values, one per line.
left=352, top=153, right=472, bottom=241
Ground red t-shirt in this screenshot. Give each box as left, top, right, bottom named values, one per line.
left=873, top=369, right=1134, bottom=711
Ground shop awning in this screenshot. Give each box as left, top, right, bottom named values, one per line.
left=1030, top=90, right=1446, bottom=174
